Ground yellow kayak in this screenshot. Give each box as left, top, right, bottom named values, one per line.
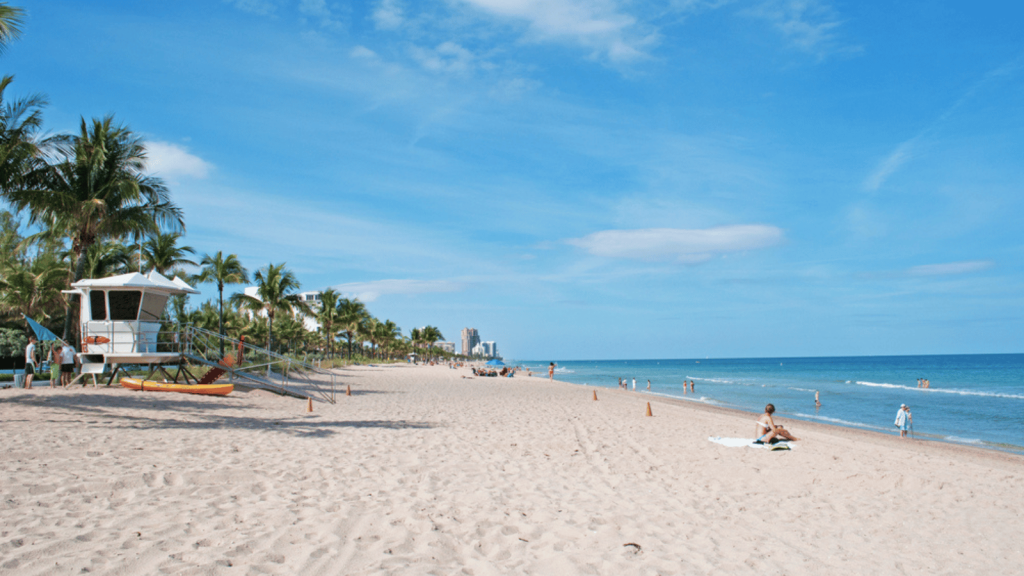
left=120, top=377, right=233, bottom=396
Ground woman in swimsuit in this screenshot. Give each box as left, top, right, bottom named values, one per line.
left=755, top=403, right=799, bottom=443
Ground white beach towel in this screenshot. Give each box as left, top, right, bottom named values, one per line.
left=708, top=437, right=794, bottom=450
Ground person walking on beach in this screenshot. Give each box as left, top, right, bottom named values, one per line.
left=548, top=362, right=555, bottom=381
left=24, top=336, right=37, bottom=389
left=632, top=378, right=636, bottom=391
left=895, top=404, right=912, bottom=438
left=647, top=379, right=651, bottom=391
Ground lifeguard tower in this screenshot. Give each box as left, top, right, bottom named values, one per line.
left=64, top=271, right=338, bottom=403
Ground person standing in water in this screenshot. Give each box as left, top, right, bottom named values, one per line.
left=815, top=390, right=821, bottom=408
left=632, top=378, right=636, bottom=391
left=647, top=379, right=651, bottom=391
left=690, top=380, right=695, bottom=394
left=895, top=404, right=912, bottom=438
left=548, top=362, right=555, bottom=380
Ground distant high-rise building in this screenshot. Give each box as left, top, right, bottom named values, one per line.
left=437, top=342, right=456, bottom=353
left=482, top=341, right=497, bottom=358
left=461, top=328, right=479, bottom=356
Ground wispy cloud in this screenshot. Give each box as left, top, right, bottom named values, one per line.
left=566, top=225, right=783, bottom=263
left=458, top=0, right=654, bottom=62
left=907, top=261, right=994, bottom=277
left=224, top=0, right=276, bottom=17
left=410, top=42, right=478, bottom=75
left=373, top=0, right=404, bottom=30
left=298, top=0, right=345, bottom=30
left=330, top=279, right=465, bottom=302
left=146, top=141, right=213, bottom=179
left=741, top=0, right=858, bottom=58
left=864, top=56, right=1023, bottom=191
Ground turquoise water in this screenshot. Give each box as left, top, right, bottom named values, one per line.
left=516, top=354, right=1024, bottom=454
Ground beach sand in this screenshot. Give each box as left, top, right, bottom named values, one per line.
left=2, top=364, right=1021, bottom=575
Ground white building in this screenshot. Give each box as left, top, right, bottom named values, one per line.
left=471, top=341, right=499, bottom=358
left=436, top=342, right=456, bottom=353
left=242, top=287, right=322, bottom=332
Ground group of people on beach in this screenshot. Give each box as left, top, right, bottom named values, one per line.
left=20, top=336, right=80, bottom=389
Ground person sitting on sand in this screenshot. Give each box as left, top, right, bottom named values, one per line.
left=754, top=404, right=799, bottom=443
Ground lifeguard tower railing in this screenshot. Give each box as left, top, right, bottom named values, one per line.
left=80, top=321, right=337, bottom=403
left=180, top=325, right=337, bottom=404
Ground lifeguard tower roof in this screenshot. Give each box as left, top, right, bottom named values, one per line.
left=70, top=271, right=200, bottom=295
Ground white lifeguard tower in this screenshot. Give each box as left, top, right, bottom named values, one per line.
left=62, top=270, right=340, bottom=402
left=65, top=271, right=199, bottom=382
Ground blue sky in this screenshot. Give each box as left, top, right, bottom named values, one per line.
left=6, top=0, right=1023, bottom=359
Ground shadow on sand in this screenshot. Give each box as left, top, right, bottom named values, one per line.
left=3, top=391, right=437, bottom=438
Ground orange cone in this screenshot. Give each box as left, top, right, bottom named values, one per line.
left=645, top=402, right=653, bottom=417
left=307, top=397, right=313, bottom=413
left=346, top=384, right=352, bottom=396
left=593, top=390, right=598, bottom=401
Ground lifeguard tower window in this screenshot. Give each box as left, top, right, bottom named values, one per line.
left=109, top=290, right=142, bottom=321
left=90, top=291, right=107, bottom=321
left=139, top=293, right=168, bottom=321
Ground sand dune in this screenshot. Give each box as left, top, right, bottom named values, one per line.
left=1, top=364, right=1021, bottom=574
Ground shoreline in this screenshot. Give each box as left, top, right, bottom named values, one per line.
left=545, top=377, right=1024, bottom=466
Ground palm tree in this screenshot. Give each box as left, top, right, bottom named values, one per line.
left=6, top=116, right=184, bottom=340
left=421, top=325, right=444, bottom=359
left=0, top=77, right=46, bottom=198
left=81, top=240, right=134, bottom=279
left=338, top=297, right=368, bottom=360
left=141, top=231, right=196, bottom=275
left=231, top=262, right=308, bottom=353
left=0, top=252, right=69, bottom=327
left=0, top=3, right=25, bottom=54
left=316, top=288, right=341, bottom=358
left=195, top=251, right=248, bottom=356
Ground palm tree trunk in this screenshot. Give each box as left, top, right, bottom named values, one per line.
left=218, top=284, right=225, bottom=358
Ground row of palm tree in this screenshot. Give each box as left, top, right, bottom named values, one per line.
left=0, top=4, right=459, bottom=363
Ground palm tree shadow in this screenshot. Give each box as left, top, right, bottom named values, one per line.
left=5, top=393, right=436, bottom=437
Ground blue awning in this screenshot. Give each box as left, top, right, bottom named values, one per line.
left=23, top=314, right=60, bottom=342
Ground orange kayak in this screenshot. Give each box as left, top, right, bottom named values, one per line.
left=120, top=377, right=233, bottom=396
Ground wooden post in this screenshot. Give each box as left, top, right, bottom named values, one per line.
left=593, top=390, right=598, bottom=401
left=346, top=384, right=352, bottom=396
left=307, top=397, right=313, bottom=413
left=645, top=402, right=652, bottom=417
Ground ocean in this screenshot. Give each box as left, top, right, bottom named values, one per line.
left=515, top=354, right=1024, bottom=455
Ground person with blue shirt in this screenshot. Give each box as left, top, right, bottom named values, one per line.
left=895, top=404, right=912, bottom=438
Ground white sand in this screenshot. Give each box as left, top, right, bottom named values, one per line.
left=2, top=364, right=1022, bottom=575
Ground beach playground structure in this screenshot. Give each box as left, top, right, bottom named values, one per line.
left=63, top=271, right=338, bottom=403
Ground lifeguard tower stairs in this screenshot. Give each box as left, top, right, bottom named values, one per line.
left=173, top=325, right=338, bottom=404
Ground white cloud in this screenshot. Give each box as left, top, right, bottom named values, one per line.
left=350, top=45, right=378, bottom=60
left=741, top=0, right=857, bottom=58
left=146, top=141, right=213, bottom=179
left=225, top=0, right=277, bottom=16
left=863, top=139, right=914, bottom=191
left=458, top=0, right=652, bottom=62
left=566, top=225, right=783, bottom=263
left=299, top=0, right=344, bottom=30
left=907, top=261, right=994, bottom=277
left=330, top=279, right=464, bottom=302
left=373, top=0, right=404, bottom=30
left=410, top=41, right=477, bottom=74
